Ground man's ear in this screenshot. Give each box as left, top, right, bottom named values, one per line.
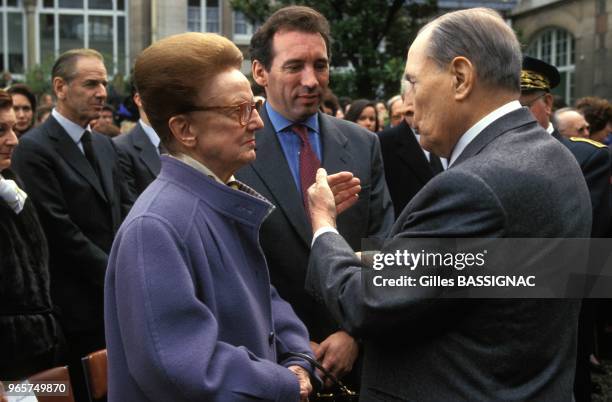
left=252, top=60, right=268, bottom=87
left=168, top=115, right=196, bottom=149
left=53, top=77, right=67, bottom=101
left=449, top=56, right=474, bottom=101
left=133, top=92, right=142, bottom=109
left=543, top=93, right=554, bottom=117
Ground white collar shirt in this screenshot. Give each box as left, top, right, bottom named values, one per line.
left=139, top=119, right=161, bottom=152
left=52, top=108, right=93, bottom=154
left=448, top=100, right=522, bottom=167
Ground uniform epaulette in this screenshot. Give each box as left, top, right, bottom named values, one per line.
left=569, top=137, right=607, bottom=148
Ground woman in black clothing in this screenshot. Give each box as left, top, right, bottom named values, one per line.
left=0, top=89, right=60, bottom=379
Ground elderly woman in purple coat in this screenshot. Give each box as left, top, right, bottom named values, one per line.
left=104, top=33, right=359, bottom=402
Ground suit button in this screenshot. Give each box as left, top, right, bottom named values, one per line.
left=268, top=331, right=275, bottom=345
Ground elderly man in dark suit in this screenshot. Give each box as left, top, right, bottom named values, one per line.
left=12, top=48, right=133, bottom=400
left=378, top=83, right=444, bottom=218
left=305, top=8, right=590, bottom=401
left=236, top=5, right=394, bottom=386
left=114, top=91, right=162, bottom=197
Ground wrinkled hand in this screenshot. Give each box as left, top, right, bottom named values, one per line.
left=326, top=171, right=360, bottom=214
left=288, top=365, right=312, bottom=402
left=308, top=168, right=357, bottom=233
left=315, top=331, right=359, bottom=388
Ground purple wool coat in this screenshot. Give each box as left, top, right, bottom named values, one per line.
left=105, top=156, right=314, bottom=401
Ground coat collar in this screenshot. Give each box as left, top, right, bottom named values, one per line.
left=159, top=156, right=273, bottom=228
left=249, top=106, right=311, bottom=245
left=130, top=123, right=161, bottom=176
left=452, top=108, right=536, bottom=167
left=248, top=107, right=352, bottom=246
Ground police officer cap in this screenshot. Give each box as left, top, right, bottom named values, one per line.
left=521, top=56, right=561, bottom=91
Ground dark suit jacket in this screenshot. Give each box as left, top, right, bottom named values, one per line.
left=306, top=108, right=590, bottom=401
left=552, top=130, right=610, bottom=237
left=236, top=107, right=394, bottom=341
left=378, top=120, right=437, bottom=218
left=113, top=122, right=161, bottom=197
left=12, top=116, right=134, bottom=333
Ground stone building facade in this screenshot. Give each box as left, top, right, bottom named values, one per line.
left=0, top=0, right=255, bottom=79
left=512, top=0, right=612, bottom=103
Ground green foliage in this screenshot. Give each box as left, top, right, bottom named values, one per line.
left=231, top=0, right=437, bottom=100
left=24, top=58, right=54, bottom=95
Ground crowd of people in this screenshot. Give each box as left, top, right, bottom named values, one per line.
left=1, top=4, right=612, bottom=402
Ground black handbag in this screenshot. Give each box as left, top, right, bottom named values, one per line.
left=285, top=352, right=359, bottom=402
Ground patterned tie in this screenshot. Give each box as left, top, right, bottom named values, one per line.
left=292, top=124, right=321, bottom=214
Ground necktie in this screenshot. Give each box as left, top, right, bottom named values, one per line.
left=81, top=130, right=101, bottom=179
left=429, top=153, right=444, bottom=175
left=292, top=124, right=321, bottom=214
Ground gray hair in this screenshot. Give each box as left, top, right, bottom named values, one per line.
left=387, top=94, right=402, bottom=110
left=421, top=7, right=521, bottom=93
left=552, top=107, right=579, bottom=129
left=52, top=48, right=104, bottom=82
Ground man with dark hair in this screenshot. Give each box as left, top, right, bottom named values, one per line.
left=236, top=5, right=394, bottom=388
left=305, top=8, right=589, bottom=400
left=12, top=48, right=133, bottom=400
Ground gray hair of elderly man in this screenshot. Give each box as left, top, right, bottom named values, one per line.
left=387, top=94, right=402, bottom=110
left=419, top=7, right=522, bottom=94
left=552, top=107, right=582, bottom=129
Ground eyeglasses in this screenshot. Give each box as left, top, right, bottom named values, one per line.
left=185, top=99, right=263, bottom=126
left=520, top=93, right=547, bottom=108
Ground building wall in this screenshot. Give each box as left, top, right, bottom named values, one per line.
left=126, top=0, right=251, bottom=73
left=129, top=0, right=151, bottom=70
left=512, top=0, right=612, bottom=101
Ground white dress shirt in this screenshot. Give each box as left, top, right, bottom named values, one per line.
left=448, top=100, right=522, bottom=167
left=51, top=108, right=93, bottom=154
left=139, top=119, right=161, bottom=153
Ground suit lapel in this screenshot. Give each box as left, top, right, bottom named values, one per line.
left=250, top=107, right=312, bottom=245
left=132, top=125, right=161, bottom=176
left=319, top=113, right=351, bottom=175
left=396, top=121, right=433, bottom=184
left=452, top=108, right=535, bottom=167
left=46, top=116, right=107, bottom=202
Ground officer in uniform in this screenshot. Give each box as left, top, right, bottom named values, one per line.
left=520, top=55, right=611, bottom=402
